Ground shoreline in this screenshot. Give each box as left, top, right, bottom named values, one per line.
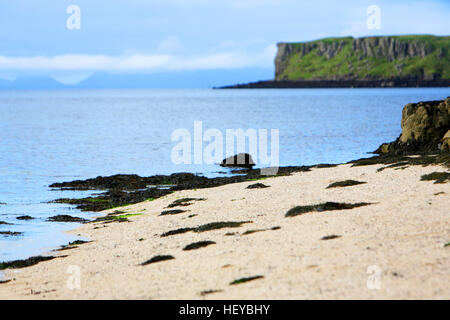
left=0, top=155, right=449, bottom=299
left=216, top=79, right=450, bottom=89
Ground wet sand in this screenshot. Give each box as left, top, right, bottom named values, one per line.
left=1, top=162, right=449, bottom=299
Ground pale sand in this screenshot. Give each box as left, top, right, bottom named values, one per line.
left=1, top=163, right=449, bottom=299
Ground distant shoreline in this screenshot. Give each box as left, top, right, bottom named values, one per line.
left=217, top=79, right=450, bottom=89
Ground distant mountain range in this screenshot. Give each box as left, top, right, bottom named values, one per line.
left=0, top=68, right=273, bottom=90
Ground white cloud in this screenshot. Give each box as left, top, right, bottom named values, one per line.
left=0, top=45, right=276, bottom=73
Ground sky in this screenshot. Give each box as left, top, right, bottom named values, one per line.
left=0, top=0, right=449, bottom=87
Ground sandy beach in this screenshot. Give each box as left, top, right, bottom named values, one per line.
left=1, top=161, right=448, bottom=300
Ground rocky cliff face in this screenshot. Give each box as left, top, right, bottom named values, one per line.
left=275, top=36, right=449, bottom=81
left=376, top=97, right=450, bottom=155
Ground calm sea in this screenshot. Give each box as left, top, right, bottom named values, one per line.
left=0, top=88, right=449, bottom=262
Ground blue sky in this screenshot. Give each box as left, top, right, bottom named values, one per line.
left=0, top=0, right=449, bottom=86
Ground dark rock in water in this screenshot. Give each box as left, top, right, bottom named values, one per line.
left=247, top=183, right=269, bottom=189
left=0, top=221, right=12, bottom=225
left=375, top=97, right=450, bottom=155
left=141, top=255, right=174, bottom=266
left=47, top=215, right=88, bottom=223
left=220, top=153, right=255, bottom=169
left=16, top=215, right=34, bottom=220
left=0, top=255, right=57, bottom=270
left=286, top=202, right=372, bottom=217
left=326, top=180, right=366, bottom=188
left=0, top=231, right=23, bottom=236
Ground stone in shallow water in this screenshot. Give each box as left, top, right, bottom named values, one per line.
left=220, top=153, right=255, bottom=169
left=16, top=215, right=34, bottom=220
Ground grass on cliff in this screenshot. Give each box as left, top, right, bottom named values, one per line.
left=279, top=35, right=450, bottom=80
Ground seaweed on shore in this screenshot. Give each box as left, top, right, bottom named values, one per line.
left=194, top=221, right=252, bottom=233
left=49, top=166, right=312, bottom=212
left=326, top=180, right=366, bottom=188
left=0, top=280, right=11, bottom=284
left=321, top=235, right=342, bottom=240
left=160, top=209, right=187, bottom=216
left=376, top=161, right=410, bottom=172
left=183, top=240, right=216, bottom=251
left=285, top=202, right=372, bottom=217
left=421, top=172, right=450, bottom=184
left=247, top=183, right=270, bottom=189
left=0, top=231, right=23, bottom=236
left=349, top=153, right=450, bottom=169
left=161, top=221, right=252, bottom=237
left=47, top=215, right=88, bottom=223
left=166, top=198, right=206, bottom=208
left=57, top=240, right=90, bottom=252
left=200, top=289, right=223, bottom=296
left=230, top=275, right=264, bottom=285
left=141, top=255, right=174, bottom=265
left=0, top=255, right=58, bottom=270
left=161, top=227, right=195, bottom=237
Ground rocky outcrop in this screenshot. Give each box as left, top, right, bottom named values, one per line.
left=376, top=97, right=450, bottom=154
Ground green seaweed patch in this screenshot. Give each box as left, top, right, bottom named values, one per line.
left=230, top=275, right=264, bottom=285
left=286, top=202, right=372, bottom=217
left=326, top=180, right=366, bottom=188
left=183, top=240, right=216, bottom=251
left=321, top=235, right=342, bottom=240
left=444, top=242, right=450, bottom=247
left=421, top=172, right=450, bottom=184
left=141, top=255, right=175, bottom=265
left=246, top=177, right=269, bottom=182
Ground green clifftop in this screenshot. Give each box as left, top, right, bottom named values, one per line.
left=275, top=35, right=450, bottom=81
